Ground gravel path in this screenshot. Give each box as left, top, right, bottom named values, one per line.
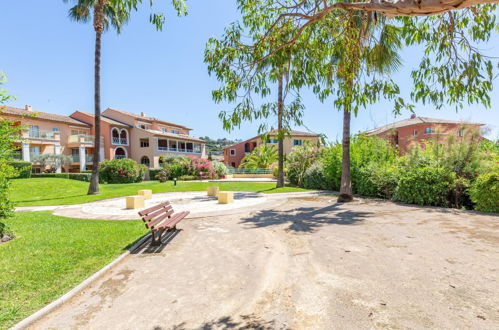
left=31, top=196, right=499, bottom=329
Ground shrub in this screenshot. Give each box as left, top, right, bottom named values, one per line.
left=212, top=161, right=228, bottom=178
left=0, top=162, right=16, bottom=219
left=322, top=144, right=342, bottom=191
left=148, top=168, right=162, bottom=181
left=286, top=142, right=322, bottom=187
left=155, top=167, right=171, bottom=183
left=303, top=162, right=332, bottom=190
left=355, top=163, right=400, bottom=199
left=170, top=163, right=188, bottom=179
left=99, top=158, right=146, bottom=184
left=188, top=157, right=214, bottom=179
left=8, top=161, right=31, bottom=178
left=469, top=170, right=499, bottom=213
left=31, top=173, right=70, bottom=179
left=178, top=175, right=196, bottom=181
left=394, top=167, right=456, bottom=207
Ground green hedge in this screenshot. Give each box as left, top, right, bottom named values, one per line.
left=470, top=171, right=499, bottom=213
left=178, top=175, right=197, bottom=181
left=30, top=173, right=92, bottom=182
left=394, top=167, right=455, bottom=207
left=8, top=161, right=32, bottom=178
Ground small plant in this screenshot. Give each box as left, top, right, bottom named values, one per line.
left=155, top=167, right=171, bottom=183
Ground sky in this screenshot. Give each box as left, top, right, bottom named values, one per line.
left=1, top=1, right=498, bottom=142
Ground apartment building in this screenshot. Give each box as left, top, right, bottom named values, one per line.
left=1, top=105, right=93, bottom=172
left=1, top=105, right=207, bottom=172
left=223, top=129, right=321, bottom=168
left=364, top=114, right=484, bottom=153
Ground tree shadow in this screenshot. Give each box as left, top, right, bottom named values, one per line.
left=240, top=203, right=371, bottom=233
left=158, top=314, right=285, bottom=330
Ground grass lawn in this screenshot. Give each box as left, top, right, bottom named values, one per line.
left=11, top=178, right=311, bottom=206
left=0, top=211, right=146, bottom=329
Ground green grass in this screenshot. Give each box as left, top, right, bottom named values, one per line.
left=0, top=212, right=146, bottom=329
left=11, top=178, right=310, bottom=206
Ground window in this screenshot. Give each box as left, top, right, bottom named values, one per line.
left=230, top=149, right=236, bottom=156
left=161, top=127, right=167, bottom=133
left=413, top=129, right=418, bottom=137
left=29, top=125, right=39, bottom=137
left=140, top=138, right=149, bottom=148
left=114, top=147, right=127, bottom=159
left=231, top=162, right=236, bottom=167
left=136, top=123, right=149, bottom=130
left=52, top=127, right=60, bottom=132
left=171, top=129, right=180, bottom=134
left=293, top=139, right=303, bottom=146
left=458, top=128, right=465, bottom=137
left=140, top=156, right=150, bottom=167
left=266, top=139, right=278, bottom=144
left=425, top=127, right=433, bottom=134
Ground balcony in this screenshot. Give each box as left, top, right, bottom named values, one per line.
left=71, top=154, right=93, bottom=163
left=112, top=137, right=128, bottom=145
left=68, top=135, right=103, bottom=146
left=25, top=130, right=60, bottom=142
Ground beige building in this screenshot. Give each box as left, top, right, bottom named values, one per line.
left=223, top=129, right=321, bottom=168
left=101, top=108, right=206, bottom=168
left=2, top=105, right=94, bottom=172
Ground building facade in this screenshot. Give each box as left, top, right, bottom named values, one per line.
left=223, top=130, right=321, bottom=168
left=1, top=105, right=207, bottom=172
left=364, top=115, right=484, bottom=153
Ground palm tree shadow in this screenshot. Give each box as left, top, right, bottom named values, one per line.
left=240, top=203, right=371, bottom=233
left=163, top=314, right=285, bottom=330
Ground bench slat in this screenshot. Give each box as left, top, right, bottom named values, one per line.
left=152, top=211, right=189, bottom=232
left=146, top=210, right=175, bottom=229
left=138, top=201, right=170, bottom=217
left=142, top=205, right=173, bottom=221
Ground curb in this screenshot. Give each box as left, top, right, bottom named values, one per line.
left=11, top=233, right=152, bottom=330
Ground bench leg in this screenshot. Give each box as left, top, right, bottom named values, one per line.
left=150, top=229, right=165, bottom=246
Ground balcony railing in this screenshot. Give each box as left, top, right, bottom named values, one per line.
left=28, top=130, right=58, bottom=140
left=71, top=154, right=80, bottom=162
left=112, top=137, right=128, bottom=145
left=71, top=154, right=94, bottom=163
left=68, top=134, right=93, bottom=144
left=157, top=146, right=199, bottom=154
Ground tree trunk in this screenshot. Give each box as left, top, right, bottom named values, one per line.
left=88, top=2, right=105, bottom=195
left=276, top=74, right=285, bottom=188
left=337, top=105, right=353, bottom=202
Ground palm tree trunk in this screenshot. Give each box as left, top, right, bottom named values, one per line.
left=88, top=1, right=105, bottom=195
left=276, top=74, right=285, bottom=188
left=337, top=105, right=353, bottom=202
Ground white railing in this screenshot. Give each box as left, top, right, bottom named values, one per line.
left=28, top=130, right=59, bottom=140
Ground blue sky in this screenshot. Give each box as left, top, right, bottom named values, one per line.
left=1, top=1, right=498, bottom=141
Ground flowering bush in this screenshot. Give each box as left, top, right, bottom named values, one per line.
left=212, top=161, right=228, bottom=178
left=286, top=142, right=322, bottom=186
left=100, top=158, right=147, bottom=184
left=188, top=157, right=215, bottom=179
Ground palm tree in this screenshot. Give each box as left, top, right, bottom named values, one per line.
left=276, top=73, right=285, bottom=188
left=336, top=14, right=402, bottom=202
left=64, top=0, right=129, bottom=195
left=240, top=144, right=278, bottom=169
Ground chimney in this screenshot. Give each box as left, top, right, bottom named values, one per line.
left=140, top=112, right=146, bottom=117
left=25, top=105, right=32, bottom=111
left=410, top=113, right=416, bottom=119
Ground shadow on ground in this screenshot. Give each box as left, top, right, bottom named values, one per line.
left=240, top=203, right=371, bottom=233
left=130, top=230, right=181, bottom=254
left=161, top=314, right=284, bottom=330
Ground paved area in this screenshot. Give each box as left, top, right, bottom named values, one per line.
left=32, top=196, right=499, bottom=329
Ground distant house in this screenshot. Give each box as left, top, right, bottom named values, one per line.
left=223, top=129, right=321, bottom=168
left=364, top=114, right=484, bottom=153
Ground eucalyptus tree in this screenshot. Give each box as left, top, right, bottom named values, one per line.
left=64, top=0, right=187, bottom=195
left=205, top=18, right=305, bottom=188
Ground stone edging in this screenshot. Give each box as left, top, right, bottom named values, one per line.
left=10, top=233, right=152, bottom=330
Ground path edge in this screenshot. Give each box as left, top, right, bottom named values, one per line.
left=10, top=233, right=152, bottom=330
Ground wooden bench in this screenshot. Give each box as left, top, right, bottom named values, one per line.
left=138, top=201, right=189, bottom=246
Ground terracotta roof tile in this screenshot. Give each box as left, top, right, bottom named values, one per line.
left=0, top=106, right=90, bottom=126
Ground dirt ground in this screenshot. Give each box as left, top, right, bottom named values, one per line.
left=33, top=196, right=499, bottom=329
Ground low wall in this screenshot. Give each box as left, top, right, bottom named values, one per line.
left=231, top=174, right=275, bottom=179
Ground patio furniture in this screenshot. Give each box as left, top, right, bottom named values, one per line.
left=138, top=201, right=189, bottom=246
left=138, top=189, right=153, bottom=200
left=218, top=191, right=234, bottom=204
left=207, top=186, right=219, bottom=196
left=126, top=195, right=145, bottom=209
